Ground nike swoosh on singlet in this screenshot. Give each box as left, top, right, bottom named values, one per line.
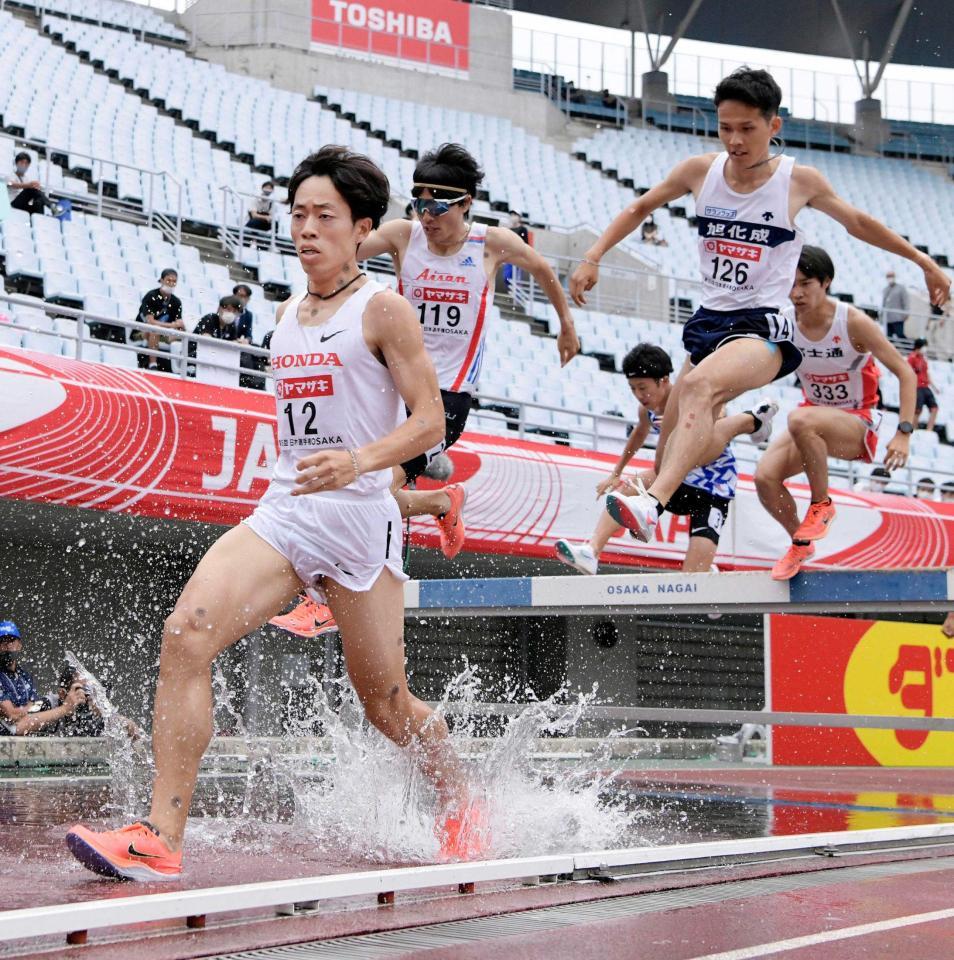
left=127, top=843, right=161, bottom=859
left=319, top=329, right=345, bottom=343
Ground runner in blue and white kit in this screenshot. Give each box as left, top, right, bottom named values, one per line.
left=555, top=344, right=777, bottom=576
left=571, top=67, right=950, bottom=544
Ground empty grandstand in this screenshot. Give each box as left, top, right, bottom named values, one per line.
left=3, top=1, right=954, bottom=955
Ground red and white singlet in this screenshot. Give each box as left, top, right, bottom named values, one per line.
left=792, top=299, right=880, bottom=410
left=269, top=279, right=403, bottom=497
left=398, top=220, right=490, bottom=394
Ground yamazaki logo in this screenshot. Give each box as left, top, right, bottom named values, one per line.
left=276, top=375, right=334, bottom=400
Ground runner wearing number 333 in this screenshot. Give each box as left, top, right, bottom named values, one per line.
left=571, top=67, right=950, bottom=549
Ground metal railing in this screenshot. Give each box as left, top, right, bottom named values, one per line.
left=34, top=2, right=188, bottom=45
left=3, top=293, right=954, bottom=499
left=0, top=291, right=268, bottom=385
left=4, top=134, right=183, bottom=244
left=218, top=185, right=293, bottom=259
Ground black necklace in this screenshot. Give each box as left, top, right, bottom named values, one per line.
left=307, top=271, right=366, bottom=301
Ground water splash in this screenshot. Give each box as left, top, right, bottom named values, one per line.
left=64, top=650, right=152, bottom=815
left=286, top=665, right=646, bottom=863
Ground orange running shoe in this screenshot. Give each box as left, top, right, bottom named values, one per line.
left=436, top=484, right=467, bottom=559
left=438, top=800, right=489, bottom=862
left=771, top=542, right=816, bottom=581
left=794, top=499, right=836, bottom=541
left=269, top=596, right=337, bottom=638
left=66, top=821, right=182, bottom=881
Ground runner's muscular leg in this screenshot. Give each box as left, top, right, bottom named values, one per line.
left=754, top=431, right=807, bottom=538
left=682, top=535, right=718, bottom=573
left=150, top=524, right=302, bottom=847
left=324, top=569, right=469, bottom=812
left=652, top=358, right=690, bottom=472
left=787, top=406, right=867, bottom=503
left=650, top=339, right=782, bottom=505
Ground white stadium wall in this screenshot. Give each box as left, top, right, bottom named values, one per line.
left=183, top=0, right=571, bottom=140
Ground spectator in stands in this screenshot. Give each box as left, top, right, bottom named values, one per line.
left=641, top=214, right=668, bottom=247
left=231, top=284, right=254, bottom=344
left=908, top=337, right=940, bottom=432
left=137, top=268, right=184, bottom=371
left=246, top=180, right=275, bottom=233
left=601, top=89, right=618, bottom=109
left=192, top=295, right=244, bottom=344
left=940, top=481, right=954, bottom=502
left=882, top=269, right=910, bottom=341
left=917, top=476, right=936, bottom=500
left=854, top=466, right=891, bottom=493
left=7, top=152, right=58, bottom=217
left=0, top=622, right=85, bottom=736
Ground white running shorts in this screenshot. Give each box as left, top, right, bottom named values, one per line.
left=243, top=483, right=408, bottom=603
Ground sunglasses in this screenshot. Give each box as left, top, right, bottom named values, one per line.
left=411, top=183, right=469, bottom=218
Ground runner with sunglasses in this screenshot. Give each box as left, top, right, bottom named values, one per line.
left=357, top=142, right=580, bottom=558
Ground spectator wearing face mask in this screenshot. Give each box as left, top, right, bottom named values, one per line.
left=7, top=152, right=59, bottom=217
left=246, top=181, right=275, bottom=233
left=136, top=268, right=184, bottom=370
left=0, top=622, right=86, bottom=736
left=193, top=295, right=245, bottom=342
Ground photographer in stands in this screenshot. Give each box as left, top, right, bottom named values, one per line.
left=0, top=622, right=85, bottom=736
left=44, top=664, right=140, bottom=739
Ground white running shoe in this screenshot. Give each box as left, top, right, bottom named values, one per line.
left=554, top=539, right=598, bottom=575
left=747, top=397, right=779, bottom=445
left=605, top=490, right=659, bottom=543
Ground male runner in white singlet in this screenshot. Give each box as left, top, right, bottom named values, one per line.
left=570, top=68, right=950, bottom=545
left=358, top=143, right=580, bottom=558
left=65, top=147, right=483, bottom=881
left=554, top=344, right=777, bottom=575
left=755, top=245, right=917, bottom=580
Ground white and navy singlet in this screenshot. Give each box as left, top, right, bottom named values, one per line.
left=695, top=153, right=804, bottom=312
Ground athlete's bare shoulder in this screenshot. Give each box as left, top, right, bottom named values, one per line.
left=363, top=286, right=416, bottom=330
left=790, top=162, right=832, bottom=203
left=845, top=303, right=884, bottom=348
left=671, top=152, right=719, bottom=194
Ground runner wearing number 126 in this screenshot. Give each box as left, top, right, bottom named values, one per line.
left=570, top=67, right=950, bottom=546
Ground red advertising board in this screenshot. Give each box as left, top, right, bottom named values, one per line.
left=768, top=614, right=954, bottom=767
left=311, top=0, right=469, bottom=71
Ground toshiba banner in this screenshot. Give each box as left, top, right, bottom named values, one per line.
left=312, top=0, right=469, bottom=72
left=768, top=614, right=954, bottom=767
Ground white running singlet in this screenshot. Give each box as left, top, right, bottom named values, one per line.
left=398, top=220, right=490, bottom=394
left=696, top=153, right=804, bottom=311
left=269, top=279, right=403, bottom=497
left=790, top=300, right=880, bottom=409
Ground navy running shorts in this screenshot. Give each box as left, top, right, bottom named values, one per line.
left=401, top=388, right=473, bottom=482
left=916, top=386, right=938, bottom=410
left=683, top=307, right=802, bottom=380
